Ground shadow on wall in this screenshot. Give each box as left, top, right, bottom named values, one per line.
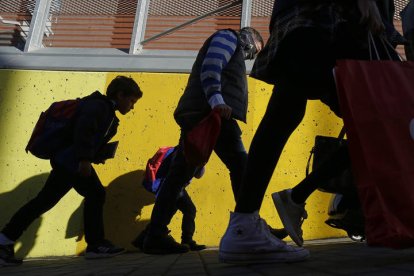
left=0, top=173, right=49, bottom=259
left=66, top=170, right=155, bottom=251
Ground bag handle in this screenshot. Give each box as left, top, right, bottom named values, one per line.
left=368, top=32, right=381, bottom=61
left=368, top=32, right=403, bottom=61
left=305, top=149, right=314, bottom=176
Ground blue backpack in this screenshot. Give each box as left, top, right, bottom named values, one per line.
left=142, top=147, right=175, bottom=194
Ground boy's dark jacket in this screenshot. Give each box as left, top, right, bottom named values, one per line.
left=52, top=91, right=119, bottom=172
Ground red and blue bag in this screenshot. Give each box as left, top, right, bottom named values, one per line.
left=26, top=98, right=81, bottom=159
left=142, top=147, right=175, bottom=194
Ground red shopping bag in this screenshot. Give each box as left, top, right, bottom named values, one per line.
left=183, top=109, right=221, bottom=166
left=335, top=59, right=414, bottom=249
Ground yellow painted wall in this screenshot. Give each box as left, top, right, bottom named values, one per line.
left=0, top=69, right=345, bottom=258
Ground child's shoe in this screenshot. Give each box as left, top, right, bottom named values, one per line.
left=0, top=244, right=22, bottom=266
left=85, top=240, right=125, bottom=259
left=219, top=211, right=309, bottom=264
left=272, top=189, right=308, bottom=247
left=182, top=240, right=207, bottom=251
left=143, top=233, right=189, bottom=254
left=131, top=230, right=147, bottom=251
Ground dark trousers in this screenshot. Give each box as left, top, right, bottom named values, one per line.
left=175, top=190, right=196, bottom=242
left=2, top=165, right=106, bottom=246
left=141, top=189, right=197, bottom=242
left=149, top=119, right=247, bottom=236
left=235, top=27, right=372, bottom=213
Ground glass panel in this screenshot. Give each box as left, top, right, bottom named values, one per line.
left=142, top=0, right=242, bottom=51
left=42, top=0, right=138, bottom=49
left=0, top=0, right=35, bottom=50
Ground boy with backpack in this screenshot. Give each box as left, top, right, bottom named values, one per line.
left=132, top=146, right=207, bottom=252
left=0, top=76, right=143, bottom=266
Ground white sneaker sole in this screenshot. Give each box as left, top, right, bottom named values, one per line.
left=272, top=192, right=304, bottom=247
left=219, top=248, right=310, bottom=264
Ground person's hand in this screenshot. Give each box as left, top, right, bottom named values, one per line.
left=358, top=0, right=385, bottom=34
left=213, top=104, right=232, bottom=120
left=78, top=160, right=92, bottom=177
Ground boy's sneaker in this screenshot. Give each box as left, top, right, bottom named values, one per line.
left=0, top=244, right=22, bottom=266
left=182, top=240, right=207, bottom=251
left=143, top=233, right=189, bottom=255
left=85, top=240, right=125, bottom=259
left=219, top=211, right=310, bottom=264
left=272, top=189, right=308, bottom=247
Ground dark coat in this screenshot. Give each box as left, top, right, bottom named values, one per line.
left=52, top=91, right=119, bottom=172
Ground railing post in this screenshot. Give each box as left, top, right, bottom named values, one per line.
left=129, top=0, right=150, bottom=54
left=24, top=0, right=52, bottom=52
left=241, top=0, right=252, bottom=28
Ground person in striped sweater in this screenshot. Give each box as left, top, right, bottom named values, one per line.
left=142, top=27, right=293, bottom=256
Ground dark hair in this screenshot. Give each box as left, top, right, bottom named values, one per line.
left=240, top=27, right=264, bottom=49
left=106, top=75, right=143, bottom=99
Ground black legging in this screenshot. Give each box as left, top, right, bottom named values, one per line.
left=235, top=26, right=368, bottom=213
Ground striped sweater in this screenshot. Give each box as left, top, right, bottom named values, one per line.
left=200, top=29, right=238, bottom=109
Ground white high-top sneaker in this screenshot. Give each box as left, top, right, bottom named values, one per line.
left=219, top=211, right=310, bottom=264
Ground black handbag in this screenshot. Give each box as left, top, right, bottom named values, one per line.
left=306, top=127, right=356, bottom=195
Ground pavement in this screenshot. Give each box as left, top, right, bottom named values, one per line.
left=1, top=238, right=414, bottom=276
